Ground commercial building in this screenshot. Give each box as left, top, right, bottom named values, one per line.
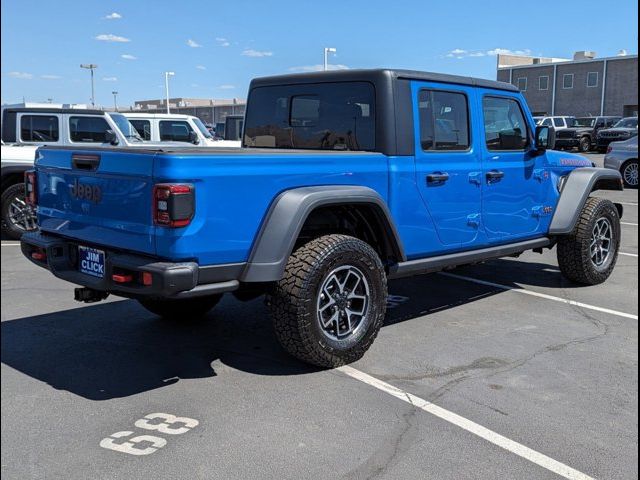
left=130, top=97, right=246, bottom=125
left=497, top=51, right=638, bottom=117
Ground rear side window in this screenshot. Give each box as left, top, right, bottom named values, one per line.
left=482, top=96, right=529, bottom=151
left=553, top=118, right=564, bottom=127
left=130, top=120, right=151, bottom=140
left=418, top=90, right=470, bottom=151
left=159, top=120, right=193, bottom=142
left=20, top=115, right=59, bottom=142
left=69, top=116, right=109, bottom=143
left=243, top=81, right=375, bottom=150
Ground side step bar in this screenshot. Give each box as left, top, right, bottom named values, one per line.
left=388, top=238, right=553, bottom=280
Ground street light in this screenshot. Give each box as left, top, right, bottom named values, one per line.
left=112, top=91, right=118, bottom=112
left=323, top=47, right=337, bottom=71
left=80, top=64, right=98, bottom=107
left=164, top=71, right=175, bottom=114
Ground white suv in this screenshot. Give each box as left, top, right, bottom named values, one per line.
left=533, top=116, right=575, bottom=131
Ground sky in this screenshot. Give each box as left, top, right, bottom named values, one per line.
left=1, top=0, right=638, bottom=108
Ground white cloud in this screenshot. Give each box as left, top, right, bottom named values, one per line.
left=191, top=83, right=200, bottom=88
left=444, top=47, right=531, bottom=59
left=242, top=49, right=273, bottom=57
left=103, top=76, right=118, bottom=82
left=187, top=39, right=202, bottom=48
left=195, top=65, right=206, bottom=70
left=95, top=33, right=130, bottom=43
left=288, top=64, right=349, bottom=72
left=8, top=71, right=33, bottom=79
left=217, top=84, right=236, bottom=90
left=105, top=12, right=122, bottom=19
left=121, top=54, right=137, bottom=60
left=41, top=74, right=62, bottom=79
left=215, top=37, right=230, bottom=47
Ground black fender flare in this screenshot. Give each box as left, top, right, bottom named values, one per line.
left=549, top=167, right=623, bottom=235
left=240, top=186, right=405, bottom=282
left=1, top=164, right=32, bottom=192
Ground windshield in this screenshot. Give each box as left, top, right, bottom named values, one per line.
left=108, top=113, right=143, bottom=141
left=192, top=117, right=213, bottom=139
left=571, top=118, right=595, bottom=127
left=613, top=117, right=638, bottom=128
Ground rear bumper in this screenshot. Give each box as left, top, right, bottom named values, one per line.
left=20, top=231, right=241, bottom=299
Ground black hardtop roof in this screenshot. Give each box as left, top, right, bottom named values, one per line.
left=250, top=68, right=518, bottom=92
left=2, top=107, right=108, bottom=115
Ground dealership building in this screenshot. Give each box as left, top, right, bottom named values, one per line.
left=496, top=51, right=638, bottom=117
left=129, top=97, right=246, bottom=125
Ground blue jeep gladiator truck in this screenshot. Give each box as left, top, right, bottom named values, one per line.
left=21, top=69, right=624, bottom=367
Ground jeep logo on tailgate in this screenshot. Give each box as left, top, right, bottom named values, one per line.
left=70, top=178, right=102, bottom=203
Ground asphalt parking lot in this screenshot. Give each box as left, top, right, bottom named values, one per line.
left=1, top=154, right=637, bottom=480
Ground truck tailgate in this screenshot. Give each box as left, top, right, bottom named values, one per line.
left=36, top=148, right=157, bottom=255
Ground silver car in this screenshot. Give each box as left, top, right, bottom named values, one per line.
left=604, top=136, right=638, bottom=188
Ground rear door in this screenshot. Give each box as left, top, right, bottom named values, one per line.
left=413, top=82, right=483, bottom=248
left=478, top=92, right=546, bottom=242
left=36, top=148, right=157, bottom=254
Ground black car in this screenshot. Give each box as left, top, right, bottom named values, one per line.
left=596, top=117, right=638, bottom=151
left=555, top=116, right=621, bottom=152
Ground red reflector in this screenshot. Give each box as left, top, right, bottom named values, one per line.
left=112, top=274, right=133, bottom=283
left=25, top=171, right=37, bottom=206
left=141, top=272, right=153, bottom=286
left=31, top=251, right=46, bottom=261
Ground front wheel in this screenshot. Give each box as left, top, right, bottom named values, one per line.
left=138, top=294, right=223, bottom=320
left=267, top=234, right=387, bottom=368
left=1, top=183, right=38, bottom=240
left=578, top=136, right=591, bottom=153
left=557, top=197, right=620, bottom=285
left=621, top=160, right=638, bottom=188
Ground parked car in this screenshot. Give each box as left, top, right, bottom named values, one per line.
left=0, top=107, right=184, bottom=239
left=604, top=136, right=638, bottom=188
left=554, top=116, right=621, bottom=152
left=122, top=113, right=241, bottom=147
left=596, top=117, right=639, bottom=151
left=533, top=116, right=575, bottom=131
left=21, top=69, right=624, bottom=367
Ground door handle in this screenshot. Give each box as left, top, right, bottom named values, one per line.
left=486, top=170, right=504, bottom=182
left=426, top=172, right=450, bottom=184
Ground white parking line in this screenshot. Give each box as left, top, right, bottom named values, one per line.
left=620, top=252, right=638, bottom=258
left=439, top=272, right=638, bottom=320
left=619, top=202, right=638, bottom=206
left=338, top=366, right=595, bottom=480
left=1, top=243, right=20, bottom=247
left=622, top=222, right=638, bottom=226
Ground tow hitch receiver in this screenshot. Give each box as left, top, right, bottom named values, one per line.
left=74, top=287, right=109, bottom=303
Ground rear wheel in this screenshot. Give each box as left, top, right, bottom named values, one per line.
left=621, top=160, right=638, bottom=188
left=557, top=197, right=620, bottom=285
left=578, top=136, right=591, bottom=153
left=267, top=234, right=387, bottom=368
left=1, top=183, right=37, bottom=240
left=138, top=294, right=223, bottom=320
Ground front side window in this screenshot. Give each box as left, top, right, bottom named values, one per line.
left=418, top=90, right=470, bottom=151
left=563, top=74, right=574, bottom=89
left=614, top=118, right=638, bottom=128
left=553, top=118, right=565, bottom=127
left=20, top=115, right=59, bottom=142
left=517, top=77, right=527, bottom=91
left=243, top=81, right=375, bottom=150
left=539, top=76, right=549, bottom=90
left=587, top=72, right=598, bottom=88
left=159, top=120, right=194, bottom=142
left=69, top=116, right=110, bottom=143
left=192, top=118, right=213, bottom=139
left=129, top=120, right=151, bottom=140
left=541, top=118, right=553, bottom=127
left=482, top=96, right=529, bottom=151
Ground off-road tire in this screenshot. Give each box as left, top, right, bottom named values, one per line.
left=578, top=136, right=591, bottom=153
left=621, top=160, right=638, bottom=188
left=138, top=294, right=223, bottom=320
left=1, top=183, right=37, bottom=240
left=266, top=234, right=387, bottom=368
left=557, top=197, right=620, bottom=285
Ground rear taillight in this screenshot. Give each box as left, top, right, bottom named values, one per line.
left=153, top=183, right=195, bottom=227
left=25, top=170, right=37, bottom=206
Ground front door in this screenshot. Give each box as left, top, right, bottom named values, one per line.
left=413, top=83, right=483, bottom=249
left=479, top=93, right=545, bottom=241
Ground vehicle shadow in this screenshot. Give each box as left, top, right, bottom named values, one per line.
left=1, top=258, right=582, bottom=401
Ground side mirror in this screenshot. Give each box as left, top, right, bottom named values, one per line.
left=104, top=130, right=119, bottom=146
left=534, top=125, right=555, bottom=152
left=189, top=131, right=200, bottom=145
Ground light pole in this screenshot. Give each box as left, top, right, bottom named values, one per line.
left=323, top=47, right=337, bottom=71
left=164, top=71, right=175, bottom=114
left=80, top=64, right=98, bottom=107
left=112, top=91, right=118, bottom=111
